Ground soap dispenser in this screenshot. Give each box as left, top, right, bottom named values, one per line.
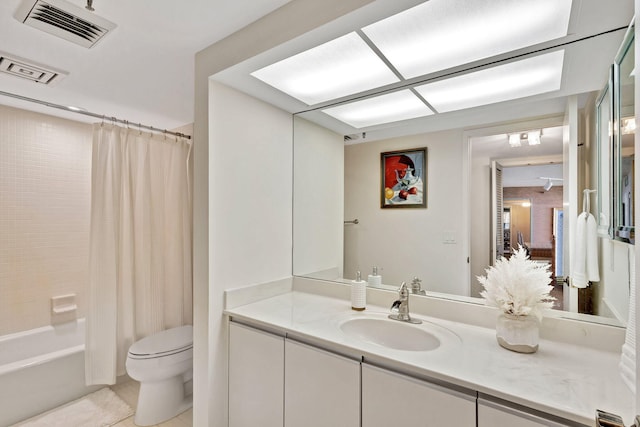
left=351, top=271, right=366, bottom=311
left=367, top=266, right=382, bottom=287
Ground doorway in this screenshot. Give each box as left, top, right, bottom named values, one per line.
left=503, top=198, right=531, bottom=255
left=468, top=122, right=565, bottom=299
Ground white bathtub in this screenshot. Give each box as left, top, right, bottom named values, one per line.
left=0, top=319, right=100, bottom=426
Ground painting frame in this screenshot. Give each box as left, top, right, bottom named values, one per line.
left=380, top=147, right=427, bottom=209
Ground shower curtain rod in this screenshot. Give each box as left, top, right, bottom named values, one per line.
left=0, top=90, right=191, bottom=140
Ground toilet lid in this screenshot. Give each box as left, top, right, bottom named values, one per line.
left=128, top=325, right=193, bottom=358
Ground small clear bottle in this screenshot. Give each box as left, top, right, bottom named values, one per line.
left=367, top=266, right=382, bottom=287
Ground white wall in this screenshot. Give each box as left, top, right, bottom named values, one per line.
left=469, top=146, right=492, bottom=297
left=344, top=130, right=467, bottom=295
left=599, top=240, right=633, bottom=321
left=0, top=105, right=92, bottom=335
left=209, top=82, right=292, bottom=286
left=204, top=81, right=292, bottom=426
left=293, top=117, right=344, bottom=279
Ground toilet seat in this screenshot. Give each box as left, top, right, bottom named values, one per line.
left=128, top=325, right=193, bottom=360
left=125, top=325, right=193, bottom=426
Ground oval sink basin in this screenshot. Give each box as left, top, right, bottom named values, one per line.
left=340, top=317, right=440, bottom=351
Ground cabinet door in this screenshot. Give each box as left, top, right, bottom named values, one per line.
left=229, top=322, right=284, bottom=427
left=362, top=364, right=476, bottom=427
left=478, top=398, right=580, bottom=427
left=284, top=339, right=360, bottom=427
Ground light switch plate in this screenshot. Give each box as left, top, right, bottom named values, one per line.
left=442, top=231, right=457, bottom=244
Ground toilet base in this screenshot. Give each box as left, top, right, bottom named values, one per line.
left=134, top=376, right=192, bottom=426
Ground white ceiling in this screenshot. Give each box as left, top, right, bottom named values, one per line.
left=0, top=0, right=291, bottom=129
left=502, top=163, right=564, bottom=188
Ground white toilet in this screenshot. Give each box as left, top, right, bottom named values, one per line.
left=125, top=325, right=193, bottom=426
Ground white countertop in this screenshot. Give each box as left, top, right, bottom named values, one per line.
left=224, top=285, right=634, bottom=426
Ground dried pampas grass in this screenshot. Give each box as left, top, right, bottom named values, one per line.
left=478, top=246, right=555, bottom=319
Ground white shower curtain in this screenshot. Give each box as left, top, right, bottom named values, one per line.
left=85, top=123, right=193, bottom=385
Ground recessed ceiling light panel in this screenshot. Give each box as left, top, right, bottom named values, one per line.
left=362, top=0, right=572, bottom=79
left=251, top=32, right=400, bottom=105
left=322, top=90, right=434, bottom=128
left=414, top=50, right=565, bottom=113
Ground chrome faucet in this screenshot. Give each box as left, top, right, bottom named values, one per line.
left=389, top=282, right=422, bottom=324
left=409, top=276, right=426, bottom=295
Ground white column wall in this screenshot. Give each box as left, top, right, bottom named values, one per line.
left=204, top=81, right=293, bottom=426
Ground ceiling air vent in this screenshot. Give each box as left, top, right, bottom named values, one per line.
left=15, top=0, right=116, bottom=48
left=0, top=52, right=68, bottom=85
left=344, top=132, right=366, bottom=143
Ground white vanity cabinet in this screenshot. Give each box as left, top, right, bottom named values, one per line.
left=228, top=321, right=360, bottom=427
left=228, top=320, right=589, bottom=427
left=362, top=364, right=476, bottom=427
left=284, top=339, right=360, bottom=427
left=229, top=322, right=284, bottom=427
left=478, top=397, right=584, bottom=427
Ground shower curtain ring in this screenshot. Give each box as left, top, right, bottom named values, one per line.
left=101, top=115, right=105, bottom=127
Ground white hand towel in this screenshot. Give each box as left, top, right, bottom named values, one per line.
left=572, top=212, right=599, bottom=288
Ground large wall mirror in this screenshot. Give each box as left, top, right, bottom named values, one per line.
left=212, top=0, right=635, bottom=326
left=289, top=2, right=634, bottom=326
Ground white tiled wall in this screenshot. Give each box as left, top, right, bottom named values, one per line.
left=0, top=105, right=92, bottom=335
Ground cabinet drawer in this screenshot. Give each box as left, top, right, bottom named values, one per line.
left=285, top=339, right=360, bottom=427
left=229, top=322, right=284, bottom=427
left=478, top=396, right=588, bottom=427
left=362, top=364, right=476, bottom=427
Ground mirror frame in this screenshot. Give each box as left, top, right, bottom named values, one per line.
left=613, top=23, right=635, bottom=244
left=596, top=67, right=614, bottom=238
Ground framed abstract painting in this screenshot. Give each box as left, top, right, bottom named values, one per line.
left=380, top=147, right=427, bottom=209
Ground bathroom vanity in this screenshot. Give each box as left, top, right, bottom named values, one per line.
left=224, top=277, right=633, bottom=427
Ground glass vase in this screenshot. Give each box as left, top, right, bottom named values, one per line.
left=496, top=313, right=539, bottom=353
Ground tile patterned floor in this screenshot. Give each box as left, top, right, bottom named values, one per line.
left=110, top=380, right=193, bottom=427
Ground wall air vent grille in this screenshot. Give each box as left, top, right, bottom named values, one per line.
left=0, top=52, right=67, bottom=85
left=15, top=0, right=116, bottom=48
